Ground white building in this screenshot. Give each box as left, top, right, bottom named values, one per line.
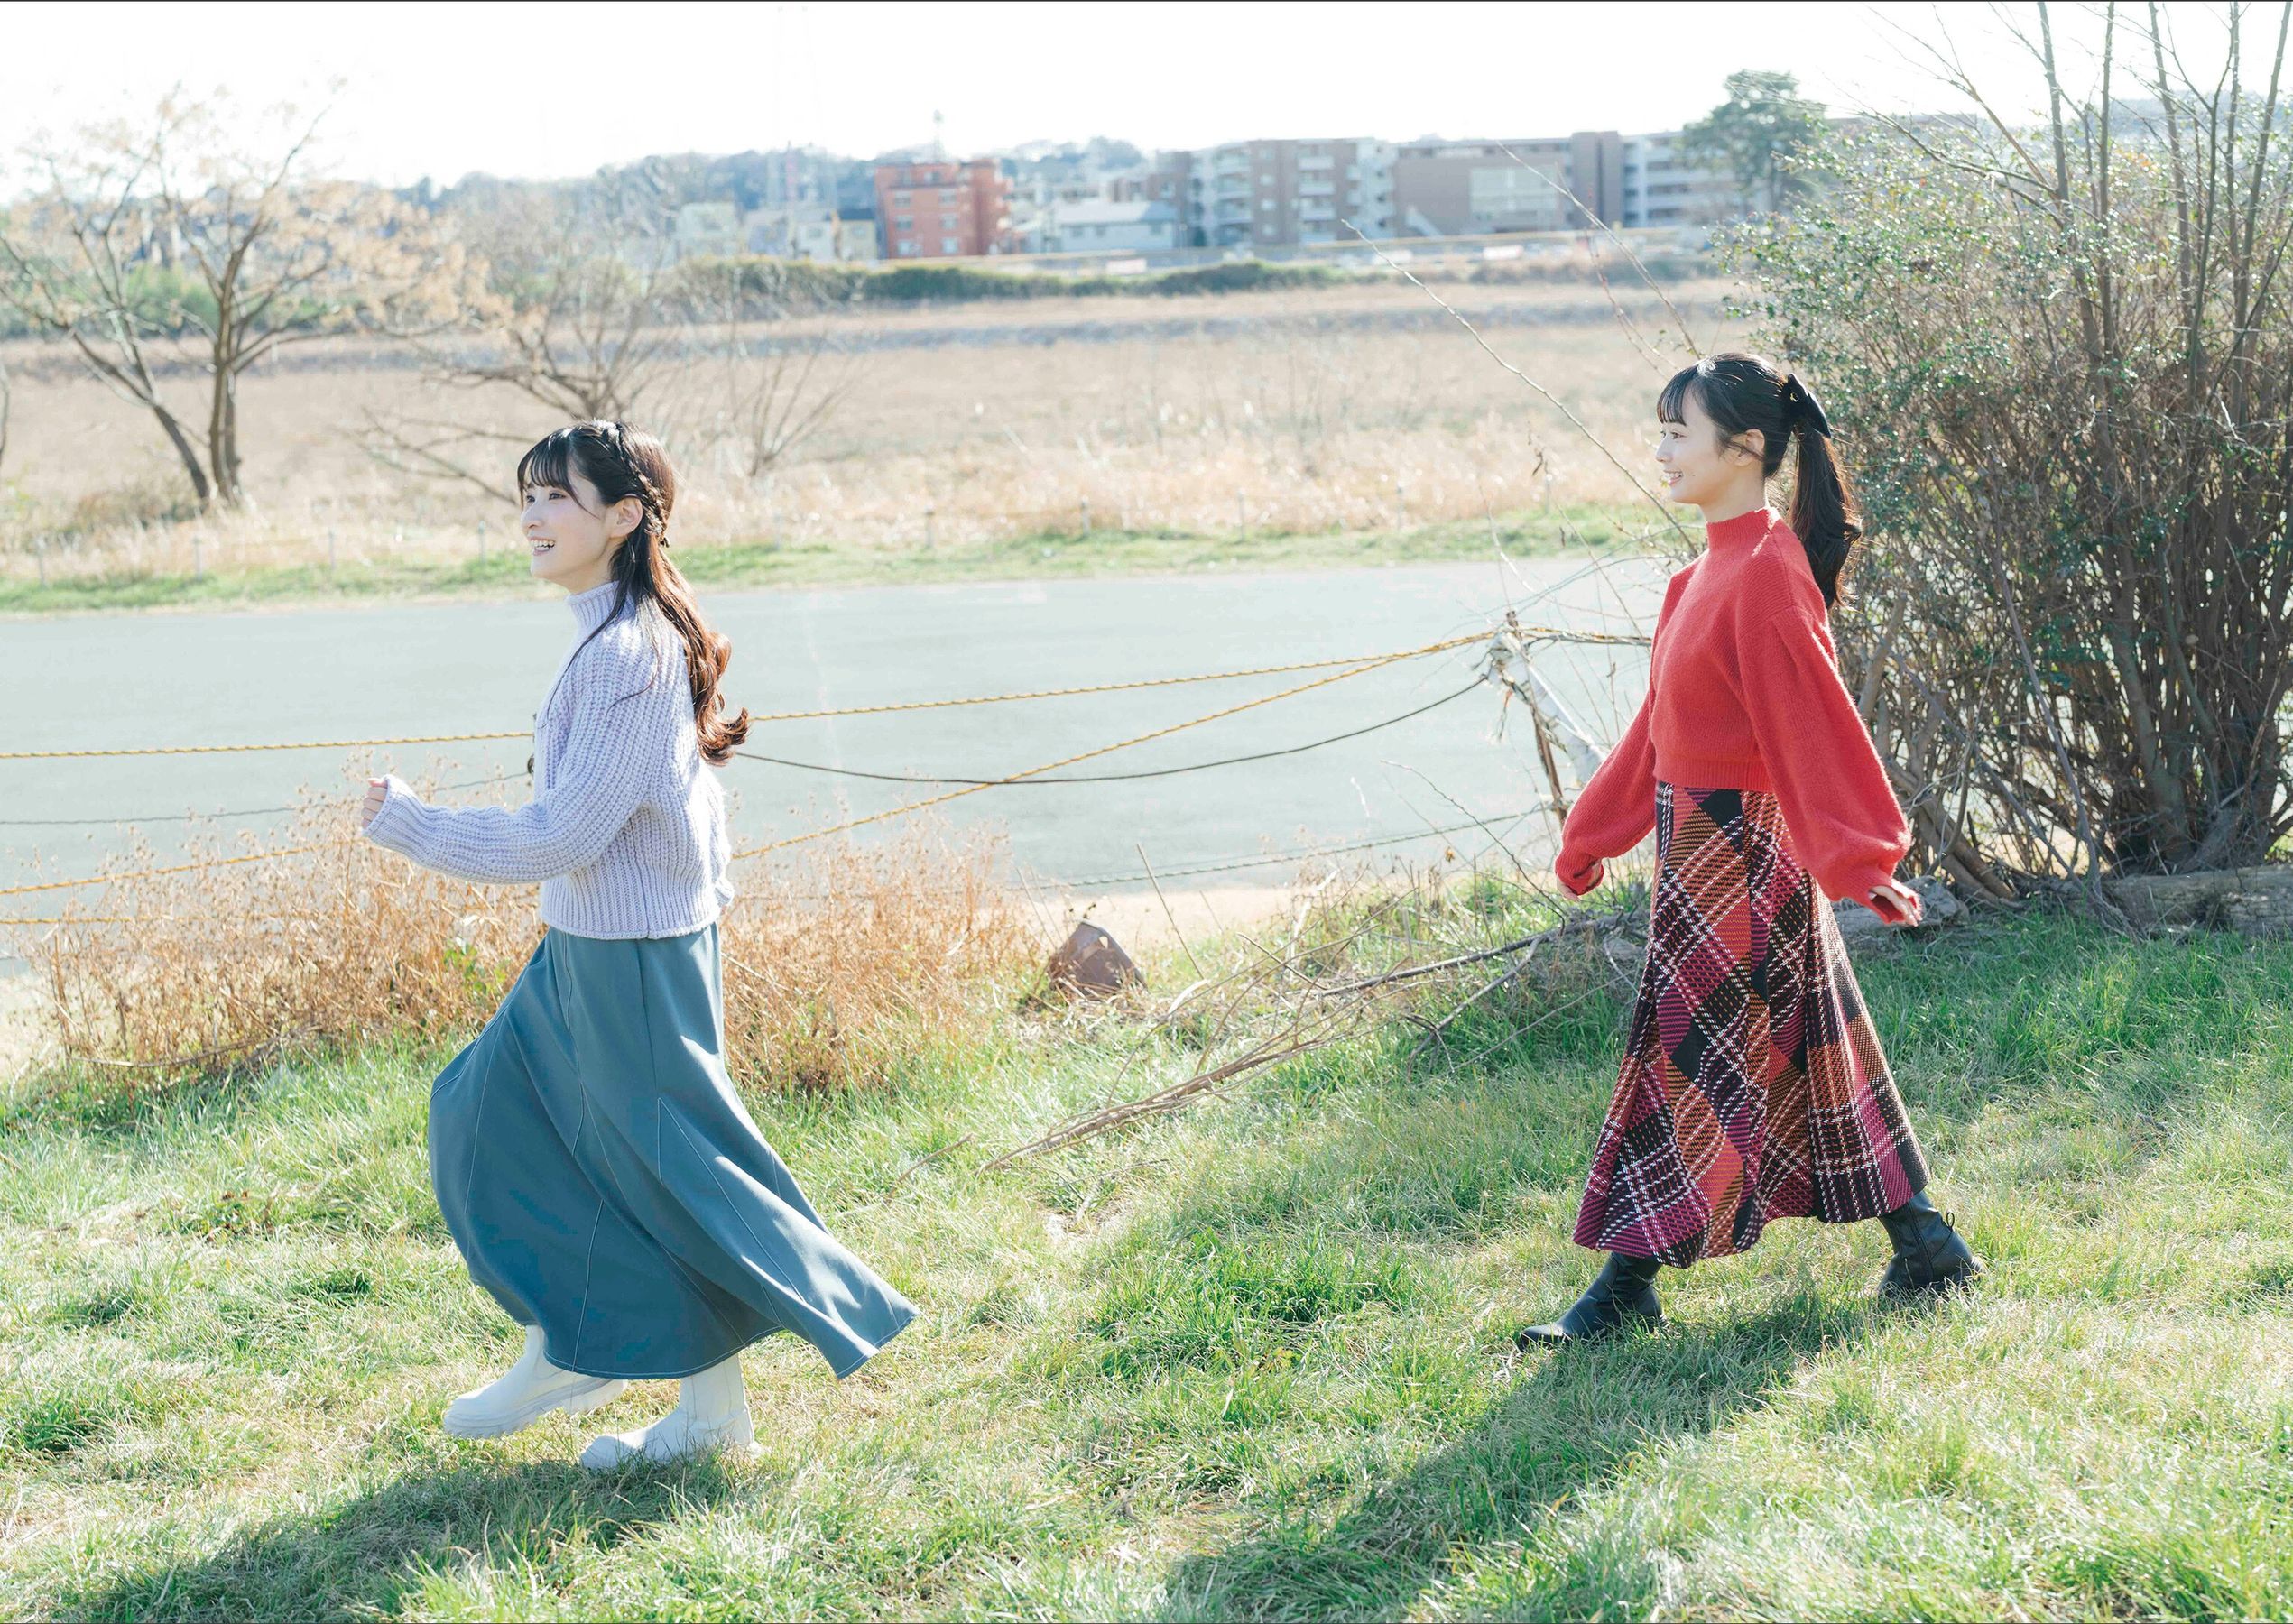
left=1621, top=132, right=1729, bottom=228
left=672, top=201, right=744, bottom=261
left=742, top=207, right=880, bottom=263
left=1042, top=199, right=1179, bottom=254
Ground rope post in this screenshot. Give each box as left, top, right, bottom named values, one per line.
left=327, top=526, right=337, bottom=580
left=1079, top=495, right=1091, bottom=536
left=1394, top=478, right=1407, bottom=531
left=191, top=536, right=202, bottom=580
left=924, top=505, right=937, bottom=550
left=34, top=535, right=45, bottom=590
left=477, top=523, right=487, bottom=567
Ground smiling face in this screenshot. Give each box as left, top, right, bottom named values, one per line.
left=521, top=466, right=641, bottom=593
left=1655, top=389, right=1767, bottom=513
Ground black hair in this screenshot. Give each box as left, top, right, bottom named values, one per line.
left=517, top=420, right=750, bottom=764
left=1658, top=351, right=1863, bottom=605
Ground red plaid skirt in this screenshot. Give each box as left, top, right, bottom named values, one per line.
left=1574, top=782, right=1926, bottom=1266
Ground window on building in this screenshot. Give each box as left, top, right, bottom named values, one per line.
left=942, top=236, right=959, bottom=254
left=896, top=215, right=913, bottom=230
left=899, top=240, right=917, bottom=254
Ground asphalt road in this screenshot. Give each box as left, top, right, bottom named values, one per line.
left=2, top=557, right=1668, bottom=930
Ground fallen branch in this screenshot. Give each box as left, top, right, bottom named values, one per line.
left=982, top=1027, right=1345, bottom=1170
left=80, top=1027, right=312, bottom=1074
left=1312, top=917, right=1599, bottom=998
left=876, top=1132, right=975, bottom=1198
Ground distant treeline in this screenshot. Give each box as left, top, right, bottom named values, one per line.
left=643, top=249, right=1708, bottom=312
left=0, top=250, right=1711, bottom=342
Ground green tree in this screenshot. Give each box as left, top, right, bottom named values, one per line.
left=1684, top=69, right=1830, bottom=216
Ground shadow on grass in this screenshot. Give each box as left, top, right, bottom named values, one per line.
left=52, top=1453, right=749, bottom=1624
left=1160, top=1294, right=1878, bottom=1622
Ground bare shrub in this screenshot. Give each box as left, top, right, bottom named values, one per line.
left=26, top=792, right=527, bottom=1072
left=12, top=789, right=1035, bottom=1095
left=1747, top=7, right=2293, bottom=878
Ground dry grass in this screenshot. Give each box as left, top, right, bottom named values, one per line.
left=13, top=780, right=1038, bottom=1095
left=0, top=280, right=1732, bottom=586
left=719, top=832, right=1036, bottom=1093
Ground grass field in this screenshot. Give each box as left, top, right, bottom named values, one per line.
left=0, top=505, right=1641, bottom=617
left=5, top=894, right=2291, bottom=1621
left=0, top=279, right=1721, bottom=613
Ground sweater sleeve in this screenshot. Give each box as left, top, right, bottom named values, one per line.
left=1553, top=571, right=1682, bottom=881
left=1738, top=600, right=1911, bottom=907
left=364, top=634, right=682, bottom=885
left=1555, top=685, right=1657, bottom=878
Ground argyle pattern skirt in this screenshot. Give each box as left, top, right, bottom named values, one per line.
left=1573, top=781, right=1927, bottom=1266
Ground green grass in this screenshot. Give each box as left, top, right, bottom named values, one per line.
left=5, top=904, right=2293, bottom=1619
left=0, top=507, right=1638, bottom=616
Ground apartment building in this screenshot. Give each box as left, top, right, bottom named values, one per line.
left=1148, top=138, right=1395, bottom=250
left=1389, top=133, right=1629, bottom=235
left=1620, top=130, right=1727, bottom=226
left=872, top=159, right=1014, bottom=258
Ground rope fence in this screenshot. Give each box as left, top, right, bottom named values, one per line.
left=0, top=619, right=1639, bottom=903
left=726, top=632, right=1486, bottom=860
left=0, top=623, right=1640, bottom=761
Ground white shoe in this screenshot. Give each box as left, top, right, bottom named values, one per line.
left=579, top=1353, right=757, bottom=1470
left=442, top=1326, right=627, bottom=1439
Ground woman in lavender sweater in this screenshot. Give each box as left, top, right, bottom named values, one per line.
left=359, top=421, right=914, bottom=1470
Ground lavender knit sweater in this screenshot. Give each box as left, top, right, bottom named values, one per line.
left=363, top=581, right=735, bottom=938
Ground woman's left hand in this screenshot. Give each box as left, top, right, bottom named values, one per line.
left=1865, top=876, right=1923, bottom=927
left=358, top=776, right=390, bottom=830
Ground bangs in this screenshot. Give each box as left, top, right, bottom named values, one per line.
left=1656, top=362, right=1703, bottom=424
left=515, top=429, right=580, bottom=498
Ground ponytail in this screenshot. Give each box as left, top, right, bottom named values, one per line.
left=1787, top=439, right=1861, bottom=614
left=1658, top=352, right=1864, bottom=606
left=517, top=421, right=752, bottom=764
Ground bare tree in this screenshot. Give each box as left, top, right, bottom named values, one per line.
left=0, top=119, right=214, bottom=503
left=680, top=259, right=869, bottom=478
left=361, top=188, right=687, bottom=501
left=0, top=97, right=471, bottom=510
left=366, top=195, right=869, bottom=500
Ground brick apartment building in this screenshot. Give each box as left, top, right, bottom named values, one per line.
left=873, top=159, right=1014, bottom=258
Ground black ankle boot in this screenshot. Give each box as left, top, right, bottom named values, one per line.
left=1877, top=1191, right=1984, bottom=1299
left=1516, top=1252, right=1663, bottom=1349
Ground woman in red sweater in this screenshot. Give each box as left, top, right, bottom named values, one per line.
left=1519, top=352, right=1982, bottom=1348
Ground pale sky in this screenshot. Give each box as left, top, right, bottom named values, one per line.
left=0, top=1, right=2223, bottom=189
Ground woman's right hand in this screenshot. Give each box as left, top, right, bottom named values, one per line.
left=358, top=776, right=389, bottom=830
left=1557, top=851, right=1605, bottom=897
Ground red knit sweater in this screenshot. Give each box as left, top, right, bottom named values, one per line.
left=1555, top=507, right=1911, bottom=915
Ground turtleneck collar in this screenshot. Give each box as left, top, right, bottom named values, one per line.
left=567, top=580, right=620, bottom=634
left=1705, top=506, right=1779, bottom=551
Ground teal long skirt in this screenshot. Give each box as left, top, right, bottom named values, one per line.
left=429, top=923, right=918, bottom=1380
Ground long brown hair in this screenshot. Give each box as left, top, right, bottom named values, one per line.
left=1657, top=351, right=1863, bottom=606
left=516, top=421, right=751, bottom=764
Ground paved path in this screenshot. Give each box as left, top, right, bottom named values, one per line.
left=1, top=558, right=1667, bottom=927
